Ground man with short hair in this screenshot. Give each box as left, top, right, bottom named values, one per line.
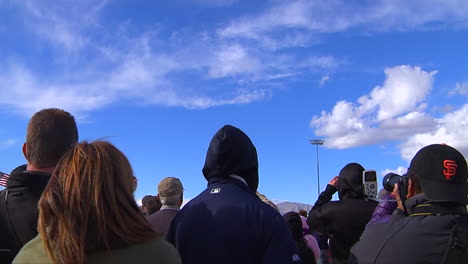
left=0, top=108, right=78, bottom=263
left=167, top=125, right=302, bottom=264
left=349, top=144, right=468, bottom=264
left=147, top=177, right=184, bottom=236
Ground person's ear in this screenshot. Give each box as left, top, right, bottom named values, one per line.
left=407, top=179, right=416, bottom=199
left=22, top=143, right=28, bottom=161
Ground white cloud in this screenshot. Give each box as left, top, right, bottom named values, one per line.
left=311, top=65, right=437, bottom=149
left=381, top=166, right=408, bottom=178
left=399, top=104, right=468, bottom=162
left=358, top=66, right=436, bottom=121
left=311, top=64, right=468, bottom=162
left=207, top=44, right=261, bottom=79
left=450, top=82, right=468, bottom=96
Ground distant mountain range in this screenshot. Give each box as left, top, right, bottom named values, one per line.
left=276, top=201, right=313, bottom=215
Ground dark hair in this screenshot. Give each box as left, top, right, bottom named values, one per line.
left=38, top=141, right=157, bottom=264
left=142, top=195, right=162, bottom=215
left=26, top=108, right=78, bottom=168
left=407, top=173, right=423, bottom=194
left=142, top=195, right=153, bottom=205
left=298, top=209, right=308, bottom=218
left=283, top=211, right=316, bottom=264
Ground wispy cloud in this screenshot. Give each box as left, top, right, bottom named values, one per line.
left=319, top=75, right=330, bottom=86
left=450, top=82, right=468, bottom=96
left=0, top=1, right=282, bottom=116
left=19, top=0, right=106, bottom=51
left=219, top=0, right=468, bottom=47
left=0, top=1, right=349, bottom=116
left=3, top=0, right=467, bottom=117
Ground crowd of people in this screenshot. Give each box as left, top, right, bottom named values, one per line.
left=0, top=108, right=467, bottom=264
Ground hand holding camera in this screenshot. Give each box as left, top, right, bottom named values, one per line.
left=382, top=173, right=409, bottom=212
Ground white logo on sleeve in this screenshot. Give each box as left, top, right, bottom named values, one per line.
left=210, top=188, right=221, bottom=194
left=293, top=253, right=301, bottom=261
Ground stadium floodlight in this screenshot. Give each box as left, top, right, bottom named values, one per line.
left=310, top=139, right=325, bottom=196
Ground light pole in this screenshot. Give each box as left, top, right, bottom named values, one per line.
left=310, top=139, right=325, bottom=196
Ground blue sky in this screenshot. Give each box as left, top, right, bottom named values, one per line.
left=1, top=0, right=467, bottom=205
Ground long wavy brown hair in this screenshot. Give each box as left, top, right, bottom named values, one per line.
left=38, top=141, right=157, bottom=264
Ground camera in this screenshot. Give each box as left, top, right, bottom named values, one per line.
left=382, top=173, right=408, bottom=201
left=363, top=170, right=378, bottom=199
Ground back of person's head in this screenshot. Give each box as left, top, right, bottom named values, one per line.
left=143, top=195, right=162, bottom=215
left=337, top=162, right=365, bottom=200
left=283, top=211, right=303, bottom=241
left=142, top=195, right=153, bottom=207
left=26, top=108, right=78, bottom=168
left=158, top=177, right=184, bottom=207
left=283, top=211, right=316, bottom=264
left=298, top=209, right=308, bottom=218
left=407, top=144, right=467, bottom=204
left=202, top=125, right=259, bottom=192
left=38, top=141, right=157, bottom=264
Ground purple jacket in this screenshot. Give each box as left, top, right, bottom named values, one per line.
left=369, top=193, right=397, bottom=223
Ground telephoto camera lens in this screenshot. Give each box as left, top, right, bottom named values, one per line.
left=382, top=173, right=402, bottom=192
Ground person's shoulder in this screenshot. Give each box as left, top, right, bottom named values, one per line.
left=139, top=237, right=180, bottom=253
left=13, top=235, right=52, bottom=264
left=132, top=238, right=182, bottom=263
left=90, top=238, right=182, bottom=264
left=256, top=198, right=280, bottom=215
left=145, top=211, right=160, bottom=225
left=147, top=208, right=164, bottom=218
left=313, top=199, right=341, bottom=210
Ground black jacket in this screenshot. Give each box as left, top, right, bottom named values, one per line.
left=307, top=163, right=378, bottom=264
left=349, top=193, right=467, bottom=264
left=167, top=125, right=302, bottom=264
left=0, top=165, right=51, bottom=264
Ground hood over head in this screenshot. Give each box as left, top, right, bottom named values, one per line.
left=202, top=125, right=259, bottom=192
left=337, top=163, right=366, bottom=200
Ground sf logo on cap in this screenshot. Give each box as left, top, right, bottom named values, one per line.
left=443, top=160, right=457, bottom=180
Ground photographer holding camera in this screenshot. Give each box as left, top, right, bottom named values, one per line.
left=349, top=144, right=468, bottom=264
left=307, top=163, right=378, bottom=264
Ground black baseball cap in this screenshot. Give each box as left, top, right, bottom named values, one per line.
left=407, top=144, right=467, bottom=204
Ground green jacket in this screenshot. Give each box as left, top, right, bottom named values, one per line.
left=13, top=235, right=182, bottom=264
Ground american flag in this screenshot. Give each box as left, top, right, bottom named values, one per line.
left=0, top=171, right=9, bottom=187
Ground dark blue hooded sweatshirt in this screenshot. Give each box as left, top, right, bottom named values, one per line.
left=166, top=125, right=302, bottom=264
